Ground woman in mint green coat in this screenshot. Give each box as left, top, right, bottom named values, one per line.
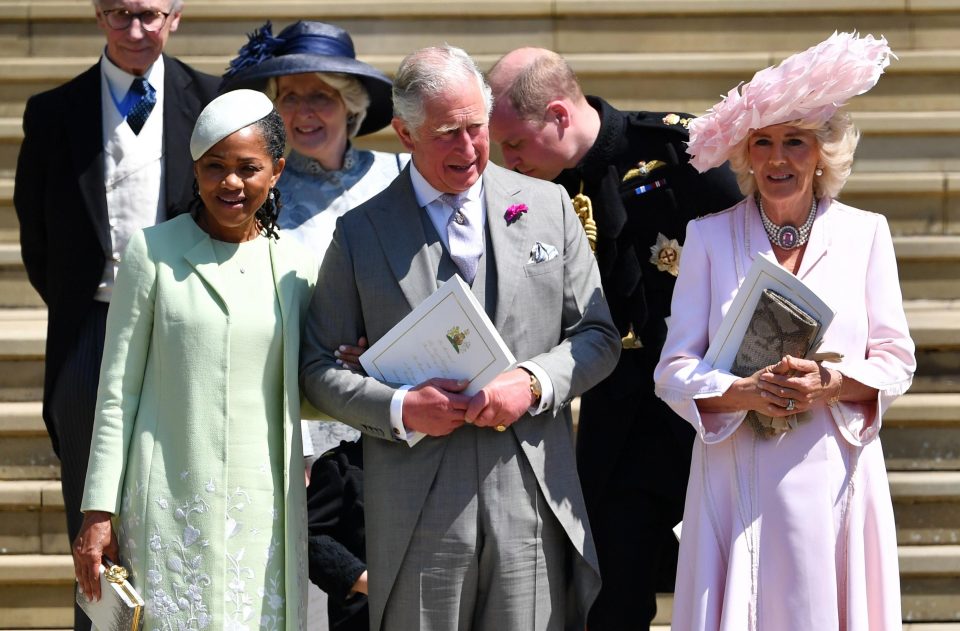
left=73, top=90, right=317, bottom=631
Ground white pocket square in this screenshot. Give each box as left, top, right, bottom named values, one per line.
left=528, top=241, right=559, bottom=264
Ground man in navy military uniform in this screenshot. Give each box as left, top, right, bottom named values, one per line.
left=489, top=47, right=744, bottom=631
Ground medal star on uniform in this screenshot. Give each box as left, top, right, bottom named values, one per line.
left=650, top=233, right=682, bottom=276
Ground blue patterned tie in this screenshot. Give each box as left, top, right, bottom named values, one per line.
left=126, top=77, right=156, bottom=135
left=441, top=193, right=482, bottom=284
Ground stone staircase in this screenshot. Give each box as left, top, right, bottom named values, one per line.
left=0, top=0, right=959, bottom=628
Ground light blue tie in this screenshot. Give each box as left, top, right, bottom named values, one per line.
left=441, top=193, right=482, bottom=284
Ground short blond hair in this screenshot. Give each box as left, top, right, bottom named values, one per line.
left=728, top=110, right=859, bottom=200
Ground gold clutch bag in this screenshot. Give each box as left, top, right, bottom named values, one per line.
left=76, top=560, right=144, bottom=631
left=730, top=288, right=821, bottom=437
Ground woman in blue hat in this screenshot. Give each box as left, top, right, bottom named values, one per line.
left=222, top=21, right=406, bottom=631
left=223, top=21, right=408, bottom=263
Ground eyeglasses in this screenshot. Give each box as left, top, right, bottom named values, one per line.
left=101, top=9, right=170, bottom=32
left=276, top=91, right=341, bottom=113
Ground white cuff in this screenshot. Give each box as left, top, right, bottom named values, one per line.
left=389, top=385, right=425, bottom=446
left=518, top=361, right=554, bottom=416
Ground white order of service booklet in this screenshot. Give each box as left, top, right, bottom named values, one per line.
left=359, top=275, right=517, bottom=444
left=704, top=256, right=836, bottom=371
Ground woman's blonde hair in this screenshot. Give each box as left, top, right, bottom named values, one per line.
left=266, top=72, right=371, bottom=138
left=727, top=110, right=860, bottom=200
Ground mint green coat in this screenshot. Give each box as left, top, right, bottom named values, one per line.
left=82, top=214, right=317, bottom=631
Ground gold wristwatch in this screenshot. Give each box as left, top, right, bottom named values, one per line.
left=522, top=367, right=542, bottom=406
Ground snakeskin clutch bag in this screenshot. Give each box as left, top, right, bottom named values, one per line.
left=730, top=289, right=821, bottom=437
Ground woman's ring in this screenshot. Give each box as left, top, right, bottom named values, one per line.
left=785, top=399, right=796, bottom=411
left=495, top=424, right=507, bottom=432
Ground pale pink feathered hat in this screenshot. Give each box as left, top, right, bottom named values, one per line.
left=686, top=32, right=894, bottom=173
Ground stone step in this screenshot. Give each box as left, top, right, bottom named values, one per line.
left=0, top=181, right=957, bottom=244
left=0, top=401, right=57, bottom=480
left=5, top=110, right=958, bottom=163
left=4, top=1, right=960, bottom=58
left=0, top=554, right=73, bottom=629
left=0, top=479, right=67, bottom=555
left=890, top=471, right=960, bottom=545
left=0, top=475, right=929, bottom=553
left=1, top=548, right=957, bottom=627
left=4, top=150, right=960, bottom=245
left=896, top=238, right=960, bottom=299
left=884, top=393, right=960, bottom=470
left=902, top=545, right=960, bottom=621
left=0, top=47, right=958, bottom=118
left=0, top=244, right=43, bottom=308
left=901, top=301, right=960, bottom=393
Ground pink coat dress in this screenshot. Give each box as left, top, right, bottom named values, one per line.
left=654, top=197, right=916, bottom=631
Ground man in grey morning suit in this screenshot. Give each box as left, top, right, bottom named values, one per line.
left=300, top=45, right=620, bottom=631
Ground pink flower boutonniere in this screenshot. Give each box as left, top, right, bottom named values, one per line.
left=504, top=203, right=528, bottom=225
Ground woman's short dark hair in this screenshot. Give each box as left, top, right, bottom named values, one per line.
left=252, top=110, right=286, bottom=239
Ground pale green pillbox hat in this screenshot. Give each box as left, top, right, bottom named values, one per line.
left=189, top=89, right=274, bottom=160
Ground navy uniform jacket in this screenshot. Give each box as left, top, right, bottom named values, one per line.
left=558, top=97, right=743, bottom=514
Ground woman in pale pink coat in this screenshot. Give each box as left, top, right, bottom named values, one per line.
left=654, top=33, right=916, bottom=631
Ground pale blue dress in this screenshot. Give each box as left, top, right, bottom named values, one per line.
left=277, top=146, right=409, bottom=456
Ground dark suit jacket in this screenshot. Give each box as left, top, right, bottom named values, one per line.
left=14, top=54, right=218, bottom=453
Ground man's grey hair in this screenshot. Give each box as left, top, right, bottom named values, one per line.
left=392, top=44, right=493, bottom=136
left=92, top=0, right=184, bottom=11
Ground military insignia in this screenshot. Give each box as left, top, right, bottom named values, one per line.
left=572, top=181, right=597, bottom=253
left=622, top=159, right=667, bottom=182
left=621, top=325, right=643, bottom=349
left=662, top=113, right=692, bottom=129
left=632, top=178, right=667, bottom=196
left=649, top=232, right=682, bottom=277
left=446, top=326, right=471, bottom=353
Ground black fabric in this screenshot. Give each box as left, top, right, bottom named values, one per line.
left=558, top=97, right=744, bottom=630
left=48, top=301, right=108, bottom=631
left=306, top=439, right=368, bottom=631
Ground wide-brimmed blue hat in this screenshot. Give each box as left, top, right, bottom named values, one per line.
left=220, top=21, right=393, bottom=137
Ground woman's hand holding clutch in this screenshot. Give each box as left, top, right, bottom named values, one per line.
left=73, top=510, right=119, bottom=603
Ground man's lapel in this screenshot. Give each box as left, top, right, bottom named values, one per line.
left=484, top=164, right=528, bottom=330
left=162, top=55, right=203, bottom=213
left=68, top=63, right=111, bottom=258
left=368, top=167, right=438, bottom=311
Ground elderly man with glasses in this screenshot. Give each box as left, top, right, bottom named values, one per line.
left=14, top=3, right=217, bottom=629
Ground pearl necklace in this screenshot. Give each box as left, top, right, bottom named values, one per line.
left=757, top=195, right=817, bottom=250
